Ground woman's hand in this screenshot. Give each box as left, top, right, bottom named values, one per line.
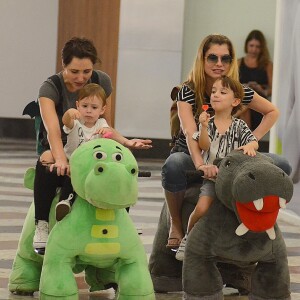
left=123, top=139, right=153, bottom=149
left=49, top=157, right=70, bottom=176
left=197, top=164, right=218, bottom=179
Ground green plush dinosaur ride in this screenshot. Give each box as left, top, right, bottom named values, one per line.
left=9, top=138, right=155, bottom=300
left=149, top=150, right=293, bottom=299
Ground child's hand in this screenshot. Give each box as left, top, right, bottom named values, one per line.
left=66, top=108, right=82, bottom=121
left=199, top=111, right=210, bottom=127
left=94, top=127, right=113, bottom=137
left=198, top=164, right=219, bottom=179
left=238, top=143, right=257, bottom=157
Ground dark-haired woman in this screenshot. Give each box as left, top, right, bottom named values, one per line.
left=33, top=37, right=151, bottom=252
left=238, top=29, right=273, bottom=130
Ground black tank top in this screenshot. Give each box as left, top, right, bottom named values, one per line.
left=239, top=58, right=268, bottom=87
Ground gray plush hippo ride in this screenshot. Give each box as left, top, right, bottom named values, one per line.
left=149, top=150, right=293, bottom=299
left=9, top=138, right=155, bottom=300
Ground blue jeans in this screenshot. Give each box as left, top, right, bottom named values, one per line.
left=263, top=152, right=292, bottom=175
left=161, top=149, right=292, bottom=193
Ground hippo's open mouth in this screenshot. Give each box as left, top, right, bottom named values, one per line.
left=235, top=195, right=287, bottom=240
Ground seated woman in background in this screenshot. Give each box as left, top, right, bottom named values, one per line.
left=238, top=29, right=273, bottom=130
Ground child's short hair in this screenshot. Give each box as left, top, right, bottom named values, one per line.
left=215, top=75, right=244, bottom=115
left=78, top=83, right=107, bottom=106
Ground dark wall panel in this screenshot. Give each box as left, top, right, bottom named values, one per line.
left=57, top=0, right=120, bottom=125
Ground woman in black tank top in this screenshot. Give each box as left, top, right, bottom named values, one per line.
left=238, top=30, right=273, bottom=130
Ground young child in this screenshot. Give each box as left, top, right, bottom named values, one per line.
left=175, top=75, right=259, bottom=261
left=33, top=83, right=149, bottom=251
left=54, top=83, right=112, bottom=221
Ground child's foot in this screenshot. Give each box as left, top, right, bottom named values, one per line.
left=175, top=234, right=187, bottom=261
left=55, top=199, right=72, bottom=221
left=33, top=220, right=49, bottom=254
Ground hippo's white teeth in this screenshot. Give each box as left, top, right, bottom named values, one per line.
left=253, top=198, right=264, bottom=211
left=266, top=227, right=276, bottom=240
left=235, top=223, right=249, bottom=236
left=279, top=197, right=287, bottom=209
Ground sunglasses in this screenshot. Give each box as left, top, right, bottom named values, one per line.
left=206, top=54, right=232, bottom=65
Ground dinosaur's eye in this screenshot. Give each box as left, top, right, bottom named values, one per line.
left=112, top=152, right=123, bottom=162
left=93, top=151, right=107, bottom=160
left=225, top=160, right=231, bottom=167
left=131, top=168, right=137, bottom=175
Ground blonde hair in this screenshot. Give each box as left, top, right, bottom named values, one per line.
left=78, top=83, right=107, bottom=106
left=215, top=75, right=243, bottom=115
left=186, top=34, right=239, bottom=114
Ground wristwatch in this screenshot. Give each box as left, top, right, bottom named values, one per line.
left=192, top=131, right=200, bottom=141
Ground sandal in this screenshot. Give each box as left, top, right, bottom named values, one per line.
left=166, top=237, right=181, bottom=249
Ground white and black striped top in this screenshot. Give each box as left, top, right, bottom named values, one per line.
left=175, top=84, right=254, bottom=151
left=203, top=116, right=257, bottom=164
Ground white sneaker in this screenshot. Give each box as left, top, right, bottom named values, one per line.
left=175, top=235, right=187, bottom=261
left=55, top=199, right=72, bottom=221
left=33, top=220, right=49, bottom=249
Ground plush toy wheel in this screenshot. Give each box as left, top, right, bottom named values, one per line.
left=11, top=290, right=34, bottom=296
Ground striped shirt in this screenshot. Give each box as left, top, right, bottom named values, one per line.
left=175, top=84, right=254, bottom=150
left=203, top=117, right=257, bottom=164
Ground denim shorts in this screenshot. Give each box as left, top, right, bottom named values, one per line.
left=161, top=146, right=292, bottom=193
left=162, top=146, right=196, bottom=193
left=262, top=152, right=292, bottom=175
left=199, top=179, right=216, bottom=199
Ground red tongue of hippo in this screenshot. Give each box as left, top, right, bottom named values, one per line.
left=236, top=195, right=280, bottom=232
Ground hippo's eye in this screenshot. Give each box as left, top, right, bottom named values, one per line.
left=93, top=151, right=107, bottom=160
left=225, top=160, right=231, bottom=167
left=112, top=152, right=123, bottom=162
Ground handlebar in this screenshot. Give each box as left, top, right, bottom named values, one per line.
left=185, top=170, right=204, bottom=177
left=46, top=166, right=151, bottom=178
left=185, top=170, right=204, bottom=184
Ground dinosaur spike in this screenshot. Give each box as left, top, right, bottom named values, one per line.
left=253, top=198, right=264, bottom=211
left=266, top=227, right=276, bottom=240
left=279, top=197, right=287, bottom=209
left=235, top=223, right=249, bottom=236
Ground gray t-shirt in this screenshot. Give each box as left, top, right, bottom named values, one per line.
left=37, top=70, right=112, bottom=147
left=38, top=70, right=112, bottom=114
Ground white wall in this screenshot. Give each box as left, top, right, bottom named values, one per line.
left=115, top=0, right=185, bottom=139
left=0, top=0, right=58, bottom=119
left=181, top=0, right=277, bottom=81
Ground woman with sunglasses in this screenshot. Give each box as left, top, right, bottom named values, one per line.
left=163, top=34, right=291, bottom=249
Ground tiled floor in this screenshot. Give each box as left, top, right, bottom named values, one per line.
left=0, top=138, right=299, bottom=300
